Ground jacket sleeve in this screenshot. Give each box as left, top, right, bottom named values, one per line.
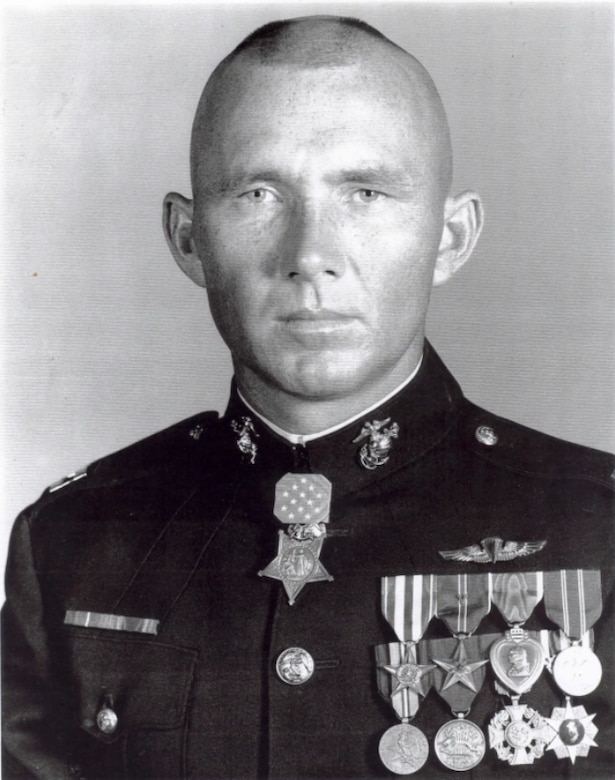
left=2, top=508, right=74, bottom=779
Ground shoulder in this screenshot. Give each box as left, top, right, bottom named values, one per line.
left=30, top=410, right=223, bottom=510
left=458, top=402, right=615, bottom=492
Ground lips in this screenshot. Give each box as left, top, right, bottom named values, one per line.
left=279, top=308, right=357, bottom=323
left=278, top=309, right=360, bottom=342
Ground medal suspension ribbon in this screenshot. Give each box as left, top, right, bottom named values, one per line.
left=378, top=575, right=437, bottom=718
left=432, top=574, right=491, bottom=714
left=543, top=570, right=602, bottom=642
left=375, top=575, right=437, bottom=775
left=426, top=574, right=491, bottom=772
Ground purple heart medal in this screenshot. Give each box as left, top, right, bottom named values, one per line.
left=542, top=570, right=602, bottom=764
left=488, top=572, right=554, bottom=765
left=375, top=575, right=437, bottom=775
left=428, top=574, right=492, bottom=772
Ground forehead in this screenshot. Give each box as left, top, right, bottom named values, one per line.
left=195, top=58, right=438, bottom=181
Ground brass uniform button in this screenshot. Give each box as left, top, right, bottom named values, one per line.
left=276, top=647, right=315, bottom=685
left=96, top=706, right=118, bottom=735
left=475, top=425, right=498, bottom=446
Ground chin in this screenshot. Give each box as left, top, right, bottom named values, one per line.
left=275, top=356, right=373, bottom=401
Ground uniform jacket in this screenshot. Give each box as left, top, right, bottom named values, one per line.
left=3, top=343, right=614, bottom=779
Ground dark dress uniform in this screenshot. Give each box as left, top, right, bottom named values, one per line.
left=3, top=343, right=614, bottom=779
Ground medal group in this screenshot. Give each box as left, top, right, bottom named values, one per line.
left=248, top=460, right=604, bottom=776
left=376, top=571, right=603, bottom=774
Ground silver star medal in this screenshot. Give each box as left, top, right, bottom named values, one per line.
left=259, top=474, right=333, bottom=604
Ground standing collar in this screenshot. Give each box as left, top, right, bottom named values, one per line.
left=237, top=356, right=423, bottom=445
left=222, top=341, right=465, bottom=496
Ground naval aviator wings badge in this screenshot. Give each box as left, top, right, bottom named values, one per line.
left=439, top=536, right=546, bottom=564
left=259, top=474, right=333, bottom=604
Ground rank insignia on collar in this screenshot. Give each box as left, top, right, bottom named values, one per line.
left=353, top=418, right=399, bottom=470
left=231, top=416, right=258, bottom=464
left=438, top=536, right=546, bottom=564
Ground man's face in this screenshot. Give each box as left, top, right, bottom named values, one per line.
left=191, top=58, right=449, bottom=402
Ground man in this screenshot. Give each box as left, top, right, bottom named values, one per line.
left=3, top=16, right=614, bottom=779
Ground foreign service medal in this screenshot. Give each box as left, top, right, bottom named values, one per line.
left=488, top=572, right=552, bottom=765
left=541, top=570, right=602, bottom=763
left=428, top=574, right=491, bottom=771
left=375, top=575, right=437, bottom=774
left=259, top=474, right=333, bottom=604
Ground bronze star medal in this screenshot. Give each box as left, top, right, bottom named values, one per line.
left=433, top=638, right=488, bottom=693
left=430, top=575, right=492, bottom=771
left=259, top=474, right=333, bottom=604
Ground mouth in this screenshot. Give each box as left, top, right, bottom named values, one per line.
left=278, top=309, right=360, bottom=340
left=280, top=308, right=357, bottom=323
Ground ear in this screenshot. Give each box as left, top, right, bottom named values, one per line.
left=162, top=192, right=207, bottom=288
left=432, top=191, right=484, bottom=287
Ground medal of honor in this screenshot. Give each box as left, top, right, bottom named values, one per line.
left=376, top=575, right=437, bottom=774
left=259, top=474, right=333, bottom=604
left=428, top=574, right=491, bottom=771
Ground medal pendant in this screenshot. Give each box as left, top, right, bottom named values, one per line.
left=489, top=627, right=546, bottom=695
left=489, top=703, right=554, bottom=765
left=434, top=717, right=485, bottom=772
left=545, top=699, right=598, bottom=763
left=378, top=723, right=429, bottom=775
left=258, top=531, right=333, bottom=605
left=552, top=645, right=602, bottom=697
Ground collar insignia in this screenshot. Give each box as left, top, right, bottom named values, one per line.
left=439, top=537, right=546, bottom=564
left=353, top=418, right=399, bottom=470
left=231, top=416, right=259, bottom=464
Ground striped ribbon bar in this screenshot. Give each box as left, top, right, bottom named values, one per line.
left=436, top=574, right=490, bottom=636
left=490, top=572, right=543, bottom=625
left=543, top=570, right=602, bottom=640
left=381, top=574, right=436, bottom=642
left=64, top=610, right=159, bottom=635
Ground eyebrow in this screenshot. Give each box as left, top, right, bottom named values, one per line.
left=325, top=165, right=411, bottom=186
left=204, top=164, right=413, bottom=196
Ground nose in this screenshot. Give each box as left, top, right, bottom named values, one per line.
left=282, top=201, right=346, bottom=281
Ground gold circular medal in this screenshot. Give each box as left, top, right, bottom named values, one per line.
left=378, top=723, right=429, bottom=775
left=553, top=645, right=602, bottom=696
left=434, top=718, right=485, bottom=771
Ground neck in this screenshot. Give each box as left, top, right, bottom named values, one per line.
left=235, top=348, right=424, bottom=436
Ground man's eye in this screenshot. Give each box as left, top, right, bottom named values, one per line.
left=354, top=189, right=384, bottom=203
left=240, top=188, right=277, bottom=203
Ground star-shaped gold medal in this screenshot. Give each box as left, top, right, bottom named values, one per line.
left=545, top=700, right=598, bottom=763
left=381, top=645, right=436, bottom=697
left=433, top=639, right=488, bottom=692
left=258, top=531, right=333, bottom=605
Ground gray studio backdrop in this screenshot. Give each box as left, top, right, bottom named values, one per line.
left=2, top=3, right=614, bottom=594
